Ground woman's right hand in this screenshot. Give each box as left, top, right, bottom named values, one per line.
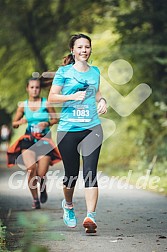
left=71, top=91, right=86, bottom=101
left=13, top=118, right=27, bottom=128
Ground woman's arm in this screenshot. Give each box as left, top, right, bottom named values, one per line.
left=12, top=103, right=27, bottom=128
left=96, top=90, right=107, bottom=115
left=48, top=85, right=86, bottom=103
left=47, top=105, right=59, bottom=126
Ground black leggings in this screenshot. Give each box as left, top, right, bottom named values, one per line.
left=57, top=124, right=103, bottom=188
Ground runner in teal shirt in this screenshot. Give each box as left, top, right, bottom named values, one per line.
left=10, top=78, right=61, bottom=209
left=48, top=34, right=107, bottom=233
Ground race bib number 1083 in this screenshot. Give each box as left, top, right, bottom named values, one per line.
left=68, top=104, right=92, bottom=122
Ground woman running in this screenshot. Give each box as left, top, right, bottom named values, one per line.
left=7, top=77, right=61, bottom=209
left=48, top=34, right=107, bottom=233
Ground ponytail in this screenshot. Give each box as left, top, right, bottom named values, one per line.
left=62, top=53, right=75, bottom=66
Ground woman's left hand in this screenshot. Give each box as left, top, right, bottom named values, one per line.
left=38, top=122, right=49, bottom=130
left=97, top=99, right=107, bottom=115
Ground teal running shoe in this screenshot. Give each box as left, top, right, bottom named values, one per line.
left=62, top=199, right=77, bottom=228
left=83, top=212, right=97, bottom=233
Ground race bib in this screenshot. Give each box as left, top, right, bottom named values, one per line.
left=68, top=104, right=92, bottom=122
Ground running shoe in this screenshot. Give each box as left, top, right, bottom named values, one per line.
left=62, top=199, right=77, bottom=228
left=83, top=212, right=97, bottom=233
left=32, top=199, right=41, bottom=209
left=40, top=178, right=48, bottom=203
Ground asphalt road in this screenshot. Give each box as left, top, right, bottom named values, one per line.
left=0, top=151, right=167, bottom=252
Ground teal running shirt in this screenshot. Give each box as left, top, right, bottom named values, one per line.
left=24, top=98, right=50, bottom=135
left=52, top=64, right=101, bottom=132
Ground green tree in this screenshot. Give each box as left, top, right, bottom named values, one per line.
left=0, top=0, right=106, bottom=114
left=104, top=0, right=167, bottom=172
left=111, top=0, right=167, bottom=101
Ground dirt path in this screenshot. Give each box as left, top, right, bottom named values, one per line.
left=0, top=151, right=167, bottom=252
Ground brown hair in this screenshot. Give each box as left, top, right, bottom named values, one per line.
left=26, top=77, right=41, bottom=87
left=62, top=34, right=91, bottom=66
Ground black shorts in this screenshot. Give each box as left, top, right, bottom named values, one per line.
left=20, top=137, right=53, bottom=157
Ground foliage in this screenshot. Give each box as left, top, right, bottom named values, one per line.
left=0, top=220, right=7, bottom=251
left=0, top=0, right=166, bottom=193
left=0, top=211, right=66, bottom=251
left=89, top=0, right=167, bottom=193
left=110, top=0, right=167, bottom=102
left=17, top=212, right=65, bottom=251
left=0, top=0, right=106, bottom=113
